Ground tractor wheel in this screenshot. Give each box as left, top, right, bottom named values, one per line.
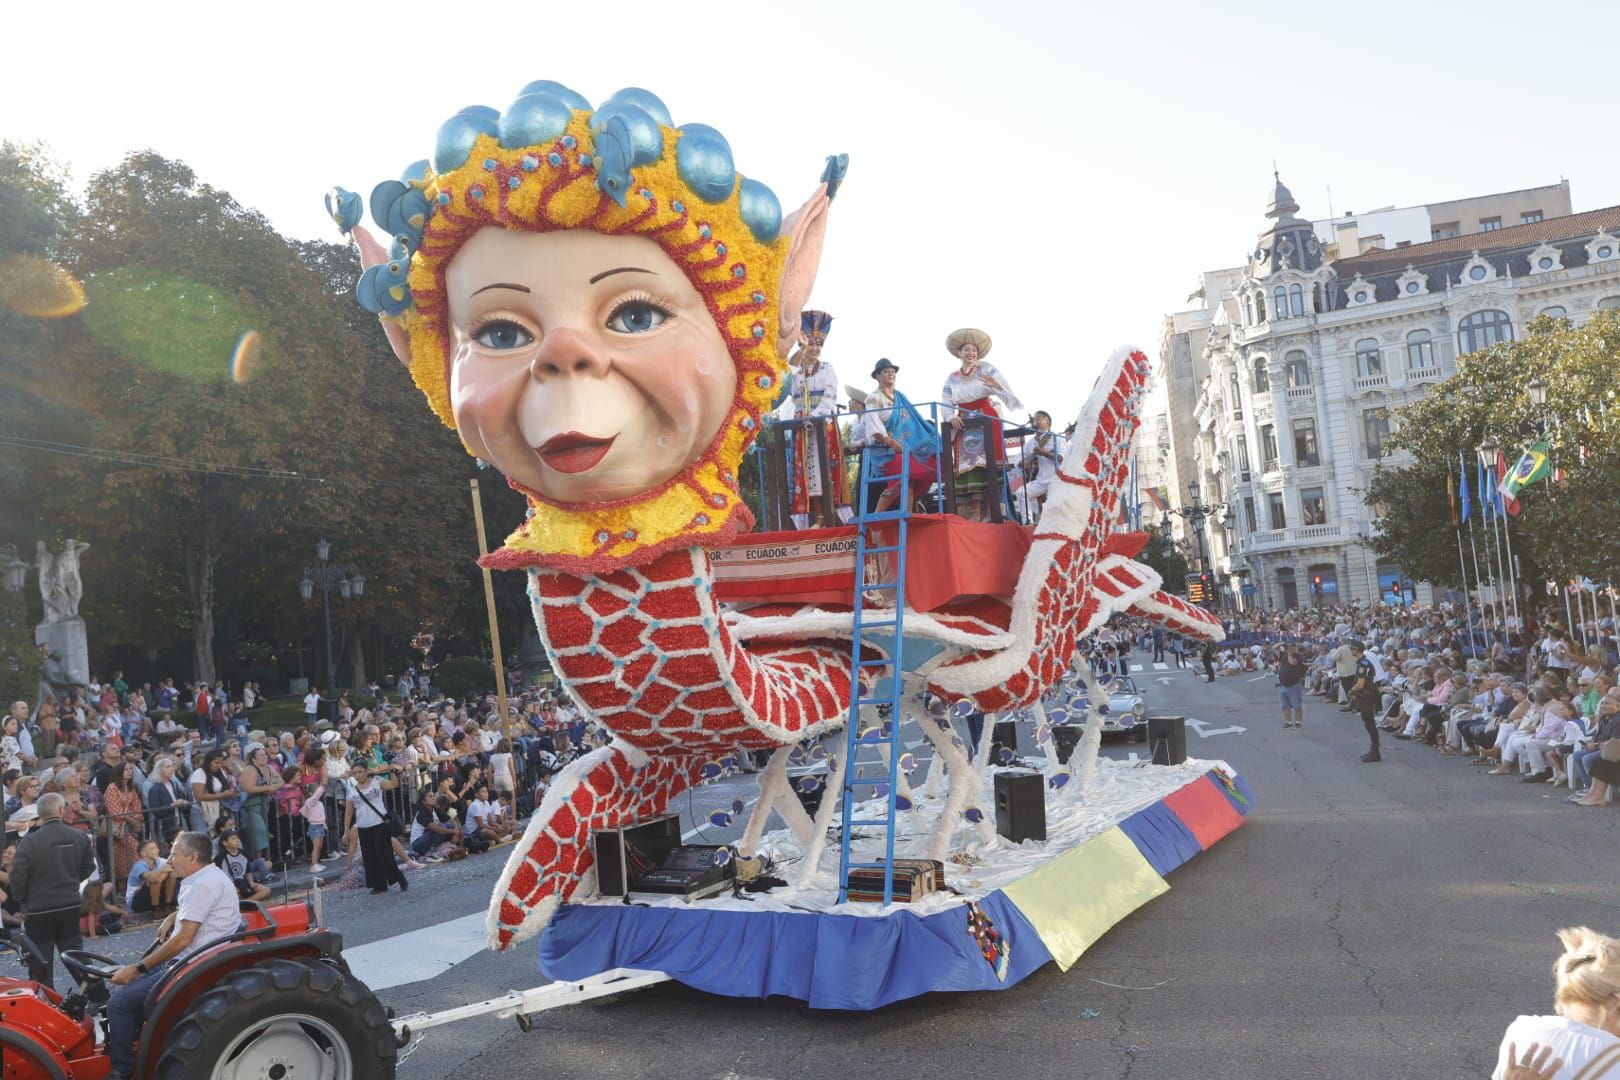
left=154, top=956, right=396, bottom=1080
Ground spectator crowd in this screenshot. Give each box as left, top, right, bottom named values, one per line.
left=0, top=671, right=604, bottom=935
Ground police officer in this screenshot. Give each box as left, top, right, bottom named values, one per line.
left=1350, top=642, right=1381, bottom=763
left=10, top=792, right=94, bottom=988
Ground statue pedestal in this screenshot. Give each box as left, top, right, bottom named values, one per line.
left=36, top=618, right=89, bottom=685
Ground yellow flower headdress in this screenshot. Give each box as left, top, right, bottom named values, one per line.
left=335, top=82, right=845, bottom=575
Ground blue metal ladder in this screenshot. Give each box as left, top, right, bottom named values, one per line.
left=837, top=443, right=912, bottom=904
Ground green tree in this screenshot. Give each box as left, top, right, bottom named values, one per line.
left=1137, top=524, right=1190, bottom=592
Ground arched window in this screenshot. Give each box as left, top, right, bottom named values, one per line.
left=1405, top=329, right=1434, bottom=371
left=1355, top=338, right=1383, bottom=378
left=1312, top=283, right=1323, bottom=314
left=1457, top=309, right=1513, bottom=353
left=1255, top=291, right=1267, bottom=322
left=1540, top=306, right=1567, bottom=318
left=1288, top=283, right=1305, bottom=317
left=1273, top=286, right=1288, bottom=320
left=1284, top=350, right=1310, bottom=387
left=1252, top=356, right=1271, bottom=393
left=1598, top=296, right=1620, bottom=310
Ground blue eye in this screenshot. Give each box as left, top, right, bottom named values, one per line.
left=474, top=321, right=533, bottom=350
left=606, top=300, right=669, bottom=334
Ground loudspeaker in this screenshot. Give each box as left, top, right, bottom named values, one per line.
left=994, top=769, right=1046, bottom=843
left=1147, top=715, right=1187, bottom=766
left=593, top=814, right=682, bottom=896
left=1050, top=725, right=1082, bottom=764
left=989, top=719, right=1019, bottom=763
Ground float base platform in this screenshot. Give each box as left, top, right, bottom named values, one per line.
left=538, top=758, right=1254, bottom=1010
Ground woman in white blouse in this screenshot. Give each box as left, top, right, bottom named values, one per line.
left=1494, top=926, right=1620, bottom=1079
left=940, top=328, right=1022, bottom=519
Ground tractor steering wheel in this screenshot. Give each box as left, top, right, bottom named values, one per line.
left=60, top=949, right=123, bottom=986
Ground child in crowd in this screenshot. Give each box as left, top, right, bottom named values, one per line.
left=125, top=838, right=177, bottom=914
left=80, top=880, right=129, bottom=938
left=215, top=828, right=272, bottom=902
left=301, top=772, right=329, bottom=874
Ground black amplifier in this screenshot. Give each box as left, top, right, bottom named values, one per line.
left=630, top=845, right=736, bottom=900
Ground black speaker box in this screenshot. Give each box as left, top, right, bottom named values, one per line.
left=1050, top=725, right=1082, bottom=764
left=1147, top=715, right=1187, bottom=766
left=993, top=769, right=1046, bottom=843
left=593, top=813, right=682, bottom=896
left=989, top=719, right=1018, bottom=762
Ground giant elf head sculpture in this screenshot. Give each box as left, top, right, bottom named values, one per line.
left=332, top=82, right=845, bottom=574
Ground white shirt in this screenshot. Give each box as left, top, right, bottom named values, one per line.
left=176, top=863, right=243, bottom=952
left=303, top=692, right=320, bottom=714
left=465, top=797, right=496, bottom=834
left=1494, top=1016, right=1620, bottom=1079
left=782, top=358, right=840, bottom=419
left=347, top=777, right=387, bottom=828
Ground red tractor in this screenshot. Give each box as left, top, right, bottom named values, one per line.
left=0, top=896, right=397, bottom=1079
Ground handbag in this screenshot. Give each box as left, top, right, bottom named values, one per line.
left=1599, top=738, right=1620, bottom=763
left=354, top=784, right=404, bottom=838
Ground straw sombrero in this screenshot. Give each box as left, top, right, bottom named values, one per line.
left=946, top=328, right=992, bottom=359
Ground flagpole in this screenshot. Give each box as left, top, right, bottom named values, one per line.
left=1448, top=465, right=1478, bottom=643
left=1461, top=453, right=1492, bottom=647
left=1564, top=580, right=1576, bottom=638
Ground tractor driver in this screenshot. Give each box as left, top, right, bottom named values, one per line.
left=104, top=831, right=241, bottom=1080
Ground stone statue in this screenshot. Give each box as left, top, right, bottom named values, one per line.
left=36, top=647, right=85, bottom=707
left=34, top=541, right=67, bottom=623
left=55, top=539, right=88, bottom=618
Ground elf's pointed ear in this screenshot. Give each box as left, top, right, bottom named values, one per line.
left=353, top=225, right=412, bottom=367
left=775, top=183, right=833, bottom=359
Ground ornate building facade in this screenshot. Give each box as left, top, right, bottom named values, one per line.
left=1160, top=176, right=1620, bottom=610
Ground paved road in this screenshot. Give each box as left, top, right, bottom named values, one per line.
left=91, top=664, right=1619, bottom=1078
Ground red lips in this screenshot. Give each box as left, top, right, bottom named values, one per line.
left=537, top=432, right=616, bottom=474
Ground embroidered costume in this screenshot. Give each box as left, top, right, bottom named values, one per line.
left=783, top=310, right=847, bottom=523
left=940, top=329, right=1022, bottom=474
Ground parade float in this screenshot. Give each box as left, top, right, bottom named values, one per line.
left=330, top=79, right=1254, bottom=1024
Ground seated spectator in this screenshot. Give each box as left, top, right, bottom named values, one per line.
left=1493, top=926, right=1620, bottom=1078
left=408, top=793, right=461, bottom=862
left=214, top=828, right=271, bottom=902
left=126, top=839, right=177, bottom=914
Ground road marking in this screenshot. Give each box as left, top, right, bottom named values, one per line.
left=1155, top=676, right=1173, bottom=685
left=1152, top=662, right=1169, bottom=671
left=1185, top=718, right=1247, bottom=739
left=1247, top=674, right=1272, bottom=682
left=346, top=912, right=487, bottom=992
left=1130, top=664, right=1144, bottom=672
left=1127, top=752, right=1139, bottom=763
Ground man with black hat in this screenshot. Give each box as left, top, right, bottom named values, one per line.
left=865, top=358, right=939, bottom=515
left=10, top=792, right=94, bottom=987
left=1350, top=641, right=1381, bottom=763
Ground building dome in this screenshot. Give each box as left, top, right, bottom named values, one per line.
left=1266, top=170, right=1300, bottom=221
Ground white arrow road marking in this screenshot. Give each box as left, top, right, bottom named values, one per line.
left=1182, top=718, right=1247, bottom=739
left=1155, top=677, right=1174, bottom=686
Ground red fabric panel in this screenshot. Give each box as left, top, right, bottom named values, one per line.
left=1161, top=774, right=1246, bottom=851
left=713, top=516, right=1032, bottom=611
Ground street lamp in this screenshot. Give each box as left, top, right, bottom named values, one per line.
left=1527, top=378, right=1547, bottom=410
left=1166, top=480, right=1229, bottom=609
left=298, top=540, right=365, bottom=690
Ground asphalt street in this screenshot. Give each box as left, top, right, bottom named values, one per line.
left=79, top=663, right=1620, bottom=1078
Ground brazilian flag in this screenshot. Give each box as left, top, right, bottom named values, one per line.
left=1498, top=440, right=1551, bottom=500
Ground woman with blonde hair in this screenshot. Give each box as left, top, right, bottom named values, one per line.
left=1494, top=926, right=1620, bottom=1078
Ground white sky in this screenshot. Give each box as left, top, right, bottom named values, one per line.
left=8, top=0, right=1620, bottom=422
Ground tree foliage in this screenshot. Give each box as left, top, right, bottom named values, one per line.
left=1368, top=312, right=1620, bottom=590
left=0, top=146, right=530, bottom=691
left=1137, top=523, right=1190, bottom=593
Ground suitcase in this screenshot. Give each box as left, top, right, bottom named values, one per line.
left=846, top=858, right=946, bottom=903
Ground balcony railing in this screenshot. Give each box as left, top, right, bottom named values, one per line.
left=1354, top=373, right=1389, bottom=392
left=1237, top=521, right=1345, bottom=553
left=1285, top=385, right=1315, bottom=404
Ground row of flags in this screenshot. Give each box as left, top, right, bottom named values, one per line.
left=1448, top=442, right=1550, bottom=526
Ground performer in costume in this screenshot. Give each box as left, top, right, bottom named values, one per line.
left=783, top=310, right=848, bottom=527
left=1019, top=409, right=1061, bottom=521
left=941, top=327, right=1022, bottom=520
left=865, top=359, right=938, bottom=515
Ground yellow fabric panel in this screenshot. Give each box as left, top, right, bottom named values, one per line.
left=1000, top=826, right=1169, bottom=971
